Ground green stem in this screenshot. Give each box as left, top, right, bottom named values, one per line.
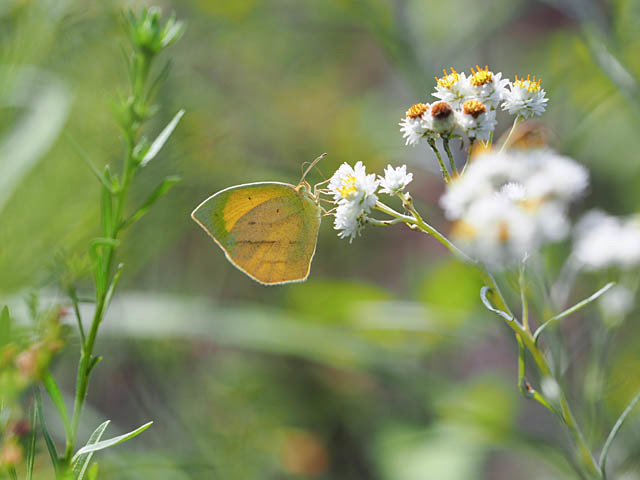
left=442, top=137, right=458, bottom=177
left=499, top=115, right=522, bottom=153
left=381, top=200, right=602, bottom=479
left=63, top=50, right=153, bottom=467
left=426, top=138, right=451, bottom=183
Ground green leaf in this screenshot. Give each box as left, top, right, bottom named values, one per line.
left=26, top=405, right=37, bottom=480
left=0, top=305, right=11, bottom=347
left=42, top=371, right=72, bottom=441
left=8, top=467, right=17, bottom=480
left=72, top=420, right=110, bottom=480
left=480, top=286, right=514, bottom=322
left=534, top=282, right=615, bottom=343
left=72, top=421, right=153, bottom=462
left=64, top=133, right=112, bottom=192
left=599, top=391, right=640, bottom=478
left=35, top=388, right=60, bottom=475
left=100, top=172, right=114, bottom=237
left=140, top=109, right=184, bottom=166
left=87, top=463, right=99, bottom=480
left=121, top=176, right=181, bottom=229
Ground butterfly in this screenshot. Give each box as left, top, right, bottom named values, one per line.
left=191, top=154, right=326, bottom=285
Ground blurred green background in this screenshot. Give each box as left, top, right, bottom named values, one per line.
left=1, top=0, right=640, bottom=478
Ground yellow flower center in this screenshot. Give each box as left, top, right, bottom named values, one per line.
left=405, top=103, right=429, bottom=119
left=337, top=174, right=357, bottom=198
left=435, top=68, right=460, bottom=89
left=470, top=65, right=493, bottom=86
left=462, top=99, right=487, bottom=118
left=514, top=74, right=541, bottom=92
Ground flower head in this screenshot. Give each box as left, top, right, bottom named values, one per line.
left=502, top=74, right=548, bottom=118
left=399, top=103, right=432, bottom=145
left=379, top=165, right=413, bottom=195
left=465, top=65, right=509, bottom=109
left=432, top=68, right=470, bottom=108
left=455, top=99, right=497, bottom=141
left=441, top=148, right=588, bottom=266
left=328, top=162, right=379, bottom=242
left=573, top=211, right=640, bottom=270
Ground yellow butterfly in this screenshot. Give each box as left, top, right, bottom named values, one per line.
left=191, top=155, right=326, bottom=285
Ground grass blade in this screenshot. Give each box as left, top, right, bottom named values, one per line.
left=72, top=421, right=152, bottom=462
left=72, top=420, right=110, bottom=480
left=599, top=391, right=640, bottom=478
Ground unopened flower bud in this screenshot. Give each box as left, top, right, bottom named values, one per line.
left=430, top=101, right=455, bottom=135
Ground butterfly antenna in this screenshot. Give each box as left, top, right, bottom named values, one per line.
left=300, top=153, right=328, bottom=184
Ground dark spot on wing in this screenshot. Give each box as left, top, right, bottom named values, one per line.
left=276, top=208, right=279, bottom=213
left=248, top=221, right=256, bottom=225
left=236, top=240, right=277, bottom=245
left=248, top=196, right=252, bottom=200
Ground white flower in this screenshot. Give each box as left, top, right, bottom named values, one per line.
left=451, top=194, right=537, bottom=265
left=454, top=100, right=497, bottom=141
left=573, top=210, right=640, bottom=270
left=440, top=148, right=588, bottom=266
left=501, top=74, right=548, bottom=118
left=329, top=161, right=379, bottom=242
left=399, top=103, right=432, bottom=145
left=465, top=66, right=509, bottom=109
left=379, top=164, right=413, bottom=195
left=432, top=68, right=470, bottom=108
left=334, top=201, right=368, bottom=243
left=328, top=161, right=378, bottom=208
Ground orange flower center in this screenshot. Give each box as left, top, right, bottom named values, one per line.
left=470, top=65, right=493, bottom=86
left=435, top=67, right=460, bottom=89
left=463, top=99, right=487, bottom=118
left=405, top=102, right=429, bottom=119
left=514, top=74, right=542, bottom=92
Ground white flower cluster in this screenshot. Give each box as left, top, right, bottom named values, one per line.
left=328, top=163, right=413, bottom=242
left=573, top=210, right=640, bottom=270
left=400, top=66, right=548, bottom=145
left=440, top=149, right=588, bottom=266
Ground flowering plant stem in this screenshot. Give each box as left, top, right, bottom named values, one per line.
left=56, top=9, right=184, bottom=473
left=374, top=197, right=602, bottom=479
left=426, top=138, right=451, bottom=183
left=499, top=115, right=522, bottom=153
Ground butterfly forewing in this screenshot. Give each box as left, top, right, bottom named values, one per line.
left=191, top=182, right=321, bottom=284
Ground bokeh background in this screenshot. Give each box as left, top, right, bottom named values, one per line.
left=1, top=0, right=640, bottom=478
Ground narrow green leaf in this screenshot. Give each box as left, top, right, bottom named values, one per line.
left=480, top=286, right=514, bottom=322
left=72, top=421, right=153, bottom=462
left=534, top=282, right=615, bottom=343
left=101, top=181, right=113, bottom=238
left=88, top=356, right=103, bottom=375
left=35, top=388, right=59, bottom=474
left=42, top=371, right=72, bottom=441
left=121, top=176, right=181, bottom=229
left=87, top=463, right=99, bottom=480
left=8, top=466, right=17, bottom=480
left=72, top=420, right=110, bottom=480
left=64, top=133, right=112, bottom=192
left=68, top=285, right=86, bottom=344
left=599, top=391, right=640, bottom=478
left=140, top=109, right=184, bottom=166
left=26, top=405, right=37, bottom=480
left=104, top=264, right=124, bottom=312
left=0, top=305, right=11, bottom=347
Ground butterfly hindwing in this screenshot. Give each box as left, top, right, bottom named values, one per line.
left=192, top=182, right=321, bottom=284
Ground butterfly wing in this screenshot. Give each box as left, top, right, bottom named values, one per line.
left=191, top=182, right=321, bottom=285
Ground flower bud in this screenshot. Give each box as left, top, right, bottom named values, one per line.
left=430, top=101, right=455, bottom=135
